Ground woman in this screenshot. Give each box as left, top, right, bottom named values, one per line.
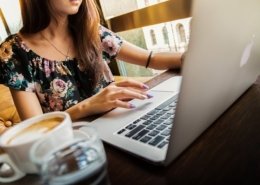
left=0, top=0, right=183, bottom=121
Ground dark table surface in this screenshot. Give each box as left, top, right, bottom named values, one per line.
left=10, top=70, right=260, bottom=185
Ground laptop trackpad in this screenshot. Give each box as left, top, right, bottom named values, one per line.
left=151, top=76, right=182, bottom=92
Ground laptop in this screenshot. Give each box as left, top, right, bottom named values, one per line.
left=89, top=0, right=260, bottom=166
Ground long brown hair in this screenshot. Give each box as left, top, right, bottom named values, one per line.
left=19, top=0, right=102, bottom=94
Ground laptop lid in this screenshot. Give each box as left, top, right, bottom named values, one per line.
left=164, top=0, right=260, bottom=165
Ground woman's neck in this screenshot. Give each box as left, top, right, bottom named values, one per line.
left=41, top=16, right=70, bottom=39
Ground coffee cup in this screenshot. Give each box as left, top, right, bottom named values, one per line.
left=0, top=111, right=74, bottom=182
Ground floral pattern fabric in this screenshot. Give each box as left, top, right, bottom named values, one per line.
left=0, top=26, right=123, bottom=112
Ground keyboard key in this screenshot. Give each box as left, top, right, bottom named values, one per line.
left=150, top=115, right=160, bottom=120
left=148, top=136, right=165, bottom=146
left=125, top=125, right=145, bottom=138
left=156, top=125, right=167, bottom=131
left=140, top=136, right=152, bottom=143
left=141, top=115, right=151, bottom=120
left=158, top=141, right=168, bottom=149
left=155, top=108, right=162, bottom=111
left=117, top=129, right=126, bottom=135
left=155, top=112, right=164, bottom=116
left=160, top=115, right=170, bottom=120
left=161, top=129, right=171, bottom=136
left=126, top=124, right=136, bottom=130
left=153, top=119, right=165, bottom=125
left=146, top=124, right=157, bottom=130
left=163, top=107, right=172, bottom=111
left=148, top=130, right=159, bottom=137
left=164, top=120, right=172, bottom=125
left=143, top=120, right=152, bottom=125
left=147, top=110, right=157, bottom=115
left=167, top=109, right=175, bottom=114
left=132, top=129, right=149, bottom=140
left=133, top=119, right=141, bottom=124
left=169, top=102, right=177, bottom=107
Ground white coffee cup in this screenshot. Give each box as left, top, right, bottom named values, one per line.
left=0, top=111, right=74, bottom=182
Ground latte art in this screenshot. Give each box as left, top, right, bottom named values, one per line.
left=7, top=117, right=63, bottom=145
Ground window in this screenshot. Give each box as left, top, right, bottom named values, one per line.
left=150, top=29, right=157, bottom=45
left=0, top=8, right=9, bottom=42
left=162, top=25, right=169, bottom=45
left=176, top=23, right=188, bottom=52
left=0, top=0, right=21, bottom=36
left=176, top=23, right=186, bottom=43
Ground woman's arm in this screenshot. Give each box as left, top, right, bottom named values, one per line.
left=10, top=89, right=43, bottom=120
left=116, top=41, right=183, bottom=70
left=10, top=79, right=150, bottom=121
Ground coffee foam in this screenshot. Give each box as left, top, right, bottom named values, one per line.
left=7, top=117, right=63, bottom=145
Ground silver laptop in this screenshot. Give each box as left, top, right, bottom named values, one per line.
left=89, top=0, right=260, bottom=166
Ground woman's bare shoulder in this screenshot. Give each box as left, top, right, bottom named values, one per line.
left=17, top=32, right=41, bottom=46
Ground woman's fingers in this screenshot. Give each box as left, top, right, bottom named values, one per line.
left=112, top=79, right=153, bottom=97
left=110, top=99, right=135, bottom=109
left=114, top=79, right=149, bottom=90
left=121, top=86, right=151, bottom=96
left=106, top=86, right=149, bottom=100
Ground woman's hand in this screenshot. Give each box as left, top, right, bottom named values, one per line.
left=76, top=79, right=152, bottom=117
left=0, top=118, right=8, bottom=135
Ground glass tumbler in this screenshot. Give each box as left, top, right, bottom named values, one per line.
left=30, top=125, right=109, bottom=185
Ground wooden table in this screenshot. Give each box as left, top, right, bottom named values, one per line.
left=8, top=70, right=260, bottom=185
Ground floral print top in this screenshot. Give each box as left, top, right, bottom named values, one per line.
left=0, top=26, right=123, bottom=113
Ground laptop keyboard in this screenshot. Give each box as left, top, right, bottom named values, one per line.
left=116, top=95, right=178, bottom=149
